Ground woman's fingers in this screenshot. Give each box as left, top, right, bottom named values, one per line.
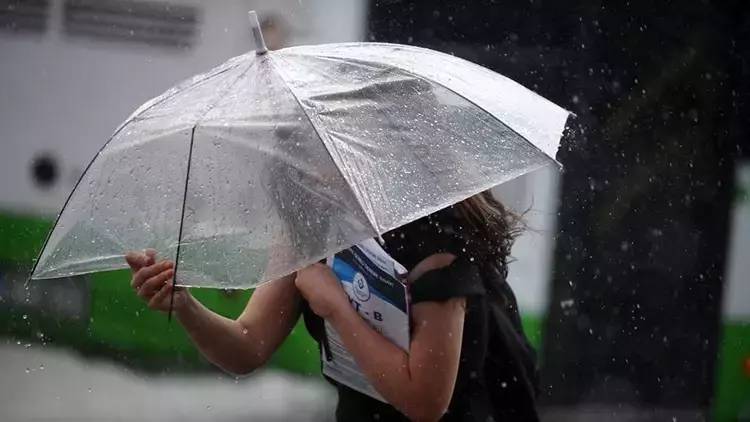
left=138, top=268, right=174, bottom=298
left=125, top=251, right=148, bottom=271
left=132, top=261, right=174, bottom=289
left=148, top=283, right=173, bottom=310
left=125, top=249, right=158, bottom=271
left=125, top=250, right=180, bottom=312
left=144, top=249, right=157, bottom=265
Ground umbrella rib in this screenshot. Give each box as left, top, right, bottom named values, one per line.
left=267, top=55, right=382, bottom=236
left=168, top=59, right=257, bottom=319
left=169, top=125, right=197, bottom=321
left=286, top=52, right=562, bottom=166
left=408, top=71, right=563, bottom=166
left=286, top=42, right=564, bottom=111
left=28, top=60, right=246, bottom=282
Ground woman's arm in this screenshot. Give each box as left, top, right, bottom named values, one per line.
left=295, top=254, right=464, bottom=422
left=176, top=273, right=302, bottom=375
left=126, top=250, right=302, bottom=376
left=331, top=296, right=464, bottom=421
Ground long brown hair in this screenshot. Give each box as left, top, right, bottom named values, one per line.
left=453, top=191, right=524, bottom=277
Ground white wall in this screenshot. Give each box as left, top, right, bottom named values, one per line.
left=0, top=0, right=366, bottom=216
left=0, top=0, right=558, bottom=314
left=722, top=161, right=750, bottom=319
left=493, top=164, right=561, bottom=315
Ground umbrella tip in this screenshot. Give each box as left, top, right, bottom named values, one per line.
left=248, top=11, right=268, bottom=55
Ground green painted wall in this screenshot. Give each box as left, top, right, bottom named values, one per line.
left=713, top=322, right=750, bottom=421
left=0, top=211, right=320, bottom=374
left=0, top=211, right=545, bottom=375
left=3, top=211, right=746, bottom=419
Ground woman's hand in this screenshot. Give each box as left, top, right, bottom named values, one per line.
left=294, top=263, right=350, bottom=319
left=125, top=249, right=192, bottom=314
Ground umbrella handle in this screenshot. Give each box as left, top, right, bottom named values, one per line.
left=248, top=11, right=268, bottom=55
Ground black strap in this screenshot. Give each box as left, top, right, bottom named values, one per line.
left=314, top=258, right=333, bottom=361
left=300, top=299, right=333, bottom=361
left=409, top=259, right=486, bottom=304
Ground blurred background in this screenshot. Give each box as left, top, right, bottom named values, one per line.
left=0, top=0, right=747, bottom=421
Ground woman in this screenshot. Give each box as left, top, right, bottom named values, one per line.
left=125, top=191, right=539, bottom=421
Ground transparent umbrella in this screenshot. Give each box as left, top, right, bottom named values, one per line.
left=31, top=12, right=571, bottom=289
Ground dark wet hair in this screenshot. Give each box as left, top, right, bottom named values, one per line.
left=384, top=191, right=523, bottom=278
left=453, top=191, right=524, bottom=277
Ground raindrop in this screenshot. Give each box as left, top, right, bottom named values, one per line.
left=241, top=328, right=248, bottom=335
left=88, top=387, right=93, bottom=393
left=560, top=299, right=574, bottom=309
left=21, top=314, right=28, bottom=320
left=501, top=381, right=508, bottom=388
left=25, top=368, right=30, bottom=374
left=39, top=364, right=45, bottom=371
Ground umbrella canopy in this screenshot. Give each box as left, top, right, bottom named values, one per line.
left=31, top=15, right=570, bottom=288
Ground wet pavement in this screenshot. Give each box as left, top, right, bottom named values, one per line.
left=0, top=341, right=336, bottom=421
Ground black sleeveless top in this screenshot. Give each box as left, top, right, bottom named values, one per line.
left=301, top=208, right=540, bottom=421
